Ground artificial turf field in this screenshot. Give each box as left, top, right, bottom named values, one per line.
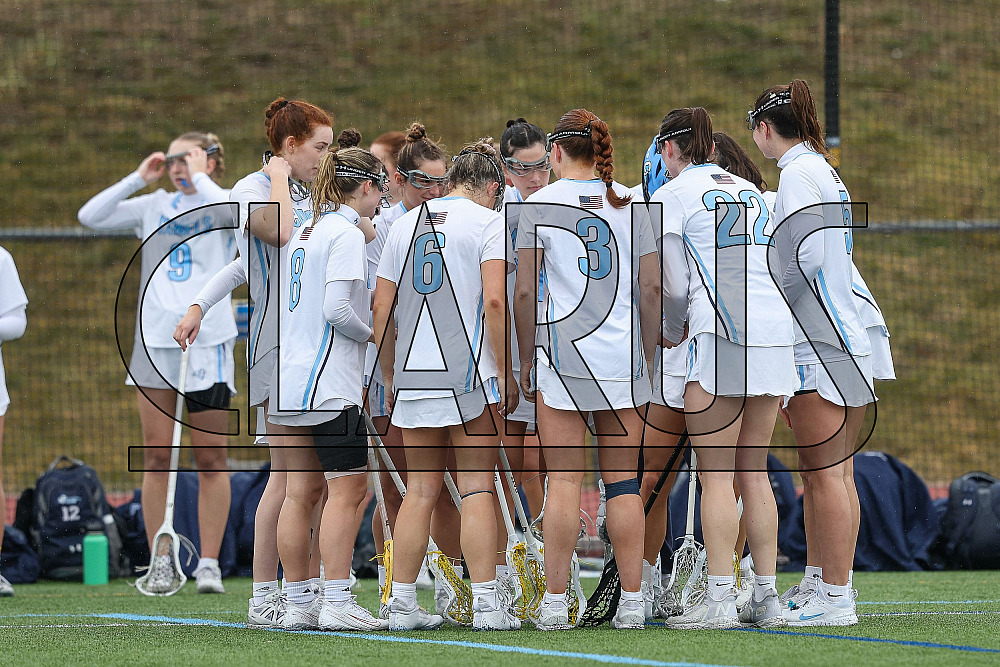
left=2, top=571, right=998, bottom=666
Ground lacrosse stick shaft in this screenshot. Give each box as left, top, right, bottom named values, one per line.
left=367, top=446, right=392, bottom=541
left=684, top=449, right=698, bottom=538
left=644, top=432, right=689, bottom=515
left=443, top=469, right=462, bottom=510
left=498, top=447, right=539, bottom=547
left=162, top=350, right=189, bottom=530
left=493, top=468, right=517, bottom=543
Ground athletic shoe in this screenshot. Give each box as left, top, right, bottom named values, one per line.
left=473, top=599, right=521, bottom=630
left=738, top=589, right=787, bottom=628
left=378, top=602, right=389, bottom=620
left=783, top=590, right=858, bottom=627
left=193, top=562, right=225, bottom=594
left=0, top=575, right=13, bottom=597
left=247, top=591, right=285, bottom=628
left=780, top=582, right=814, bottom=611
left=611, top=599, right=645, bottom=629
left=319, top=596, right=388, bottom=631
left=282, top=596, right=323, bottom=630
left=434, top=582, right=450, bottom=618
left=663, top=590, right=740, bottom=630
left=735, top=567, right=754, bottom=609
left=388, top=599, right=445, bottom=631
left=496, top=572, right=518, bottom=612
left=535, top=598, right=573, bottom=631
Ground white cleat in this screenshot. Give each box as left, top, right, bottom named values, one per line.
left=735, top=567, right=754, bottom=609
left=641, top=562, right=655, bottom=620
left=535, top=598, right=573, bottom=631
left=738, top=589, right=787, bottom=628
left=416, top=555, right=434, bottom=590
left=663, top=590, right=740, bottom=630
left=473, top=600, right=521, bottom=630
left=282, top=597, right=323, bottom=630
left=319, top=597, right=389, bottom=631
left=0, top=575, right=13, bottom=597
left=388, top=599, right=446, bottom=631
left=782, top=590, right=858, bottom=627
left=611, top=599, right=646, bottom=629
left=193, top=562, right=225, bottom=594
left=247, top=591, right=285, bottom=628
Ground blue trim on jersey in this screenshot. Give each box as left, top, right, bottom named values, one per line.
left=248, top=237, right=270, bottom=361
left=171, top=192, right=184, bottom=209
left=559, top=178, right=602, bottom=184
left=816, top=269, right=852, bottom=353
left=798, top=365, right=806, bottom=391
left=217, top=344, right=224, bottom=383
left=682, top=235, right=738, bottom=344
left=466, top=297, right=485, bottom=392
left=303, top=322, right=333, bottom=410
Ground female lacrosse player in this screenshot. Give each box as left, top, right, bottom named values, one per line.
left=495, top=118, right=550, bottom=582
left=633, top=138, right=688, bottom=620
left=749, top=79, right=874, bottom=627
left=365, top=123, right=461, bottom=605
left=650, top=108, right=796, bottom=630
left=374, top=138, right=518, bottom=631
left=227, top=97, right=334, bottom=624
left=267, top=134, right=388, bottom=631
left=0, top=246, right=27, bottom=597
left=78, top=131, right=236, bottom=594
left=514, top=109, right=659, bottom=630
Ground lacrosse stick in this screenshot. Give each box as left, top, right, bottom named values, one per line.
left=443, top=468, right=462, bottom=510
left=498, top=447, right=545, bottom=621
left=661, top=448, right=700, bottom=616
left=680, top=495, right=744, bottom=611
left=493, top=468, right=525, bottom=615
left=367, top=445, right=393, bottom=607
left=579, top=432, right=689, bottom=626
left=364, top=412, right=472, bottom=625
left=136, top=350, right=192, bottom=597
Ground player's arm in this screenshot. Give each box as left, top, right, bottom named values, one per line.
left=660, top=233, right=689, bottom=348
left=0, top=306, right=26, bottom=342
left=372, top=276, right=398, bottom=412
left=637, top=250, right=661, bottom=368
left=174, top=259, right=247, bottom=350
left=78, top=153, right=164, bottom=230
left=357, top=217, right=377, bottom=244
left=513, top=247, right=541, bottom=402
left=482, top=257, right=516, bottom=415
left=249, top=156, right=294, bottom=247
left=324, top=230, right=373, bottom=343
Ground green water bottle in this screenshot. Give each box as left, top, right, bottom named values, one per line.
left=83, top=530, right=109, bottom=585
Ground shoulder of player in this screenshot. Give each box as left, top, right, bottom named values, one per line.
left=230, top=171, right=271, bottom=200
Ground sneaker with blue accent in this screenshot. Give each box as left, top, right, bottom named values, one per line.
left=738, top=589, right=787, bottom=628
left=782, top=590, right=858, bottom=627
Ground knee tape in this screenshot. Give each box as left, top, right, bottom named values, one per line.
left=604, top=477, right=640, bottom=500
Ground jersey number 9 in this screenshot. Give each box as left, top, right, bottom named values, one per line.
left=168, top=242, right=192, bottom=282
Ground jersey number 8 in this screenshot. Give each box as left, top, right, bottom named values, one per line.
left=289, top=248, right=305, bottom=311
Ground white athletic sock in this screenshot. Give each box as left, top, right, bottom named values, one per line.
left=252, top=580, right=279, bottom=605
left=281, top=577, right=287, bottom=589
left=472, top=580, right=498, bottom=609
left=496, top=564, right=510, bottom=579
left=391, top=581, right=417, bottom=608
left=819, top=579, right=851, bottom=604
left=196, top=557, right=219, bottom=572
left=378, top=564, right=386, bottom=589
left=285, top=580, right=314, bottom=605
left=324, top=579, right=352, bottom=604
left=308, top=576, right=322, bottom=590
left=752, top=575, right=777, bottom=602
left=803, top=566, right=822, bottom=591
left=707, top=575, right=735, bottom=602
left=848, top=570, right=854, bottom=589
left=543, top=591, right=567, bottom=606
left=619, top=589, right=643, bottom=603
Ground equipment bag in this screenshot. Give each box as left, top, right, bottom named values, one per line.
left=30, top=456, right=125, bottom=580
left=1, top=524, right=41, bottom=584
left=933, top=472, right=1000, bottom=570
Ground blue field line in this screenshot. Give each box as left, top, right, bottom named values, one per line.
left=94, top=613, right=746, bottom=667
left=733, top=627, right=1000, bottom=654
left=856, top=599, right=1000, bottom=606
left=860, top=611, right=1000, bottom=618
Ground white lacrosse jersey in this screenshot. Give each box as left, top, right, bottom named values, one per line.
left=273, top=205, right=369, bottom=413
left=773, top=143, right=871, bottom=357
left=78, top=171, right=237, bottom=349
left=0, top=246, right=28, bottom=414
left=851, top=263, right=888, bottom=333
left=365, top=200, right=409, bottom=382
left=377, top=195, right=511, bottom=399
left=231, top=171, right=314, bottom=366
left=519, top=178, right=655, bottom=381
left=651, top=163, right=793, bottom=347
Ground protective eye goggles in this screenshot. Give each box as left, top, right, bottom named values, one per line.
left=398, top=167, right=447, bottom=190
left=503, top=154, right=551, bottom=176
left=336, top=165, right=390, bottom=194
left=746, top=91, right=792, bottom=130
left=653, top=128, right=692, bottom=152
left=544, top=128, right=591, bottom=152
left=164, top=143, right=220, bottom=168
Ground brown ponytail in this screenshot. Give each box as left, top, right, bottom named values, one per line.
left=551, top=108, right=632, bottom=209
left=750, top=80, right=829, bottom=157
left=712, top=132, right=766, bottom=191
left=656, top=107, right=714, bottom=166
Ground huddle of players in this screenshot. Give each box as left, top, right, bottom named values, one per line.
left=86, top=76, right=892, bottom=632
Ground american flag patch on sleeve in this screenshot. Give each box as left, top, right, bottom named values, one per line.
left=579, top=195, right=603, bottom=209
left=300, top=226, right=314, bottom=241
left=710, top=173, right=735, bottom=184
left=428, top=211, right=448, bottom=223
